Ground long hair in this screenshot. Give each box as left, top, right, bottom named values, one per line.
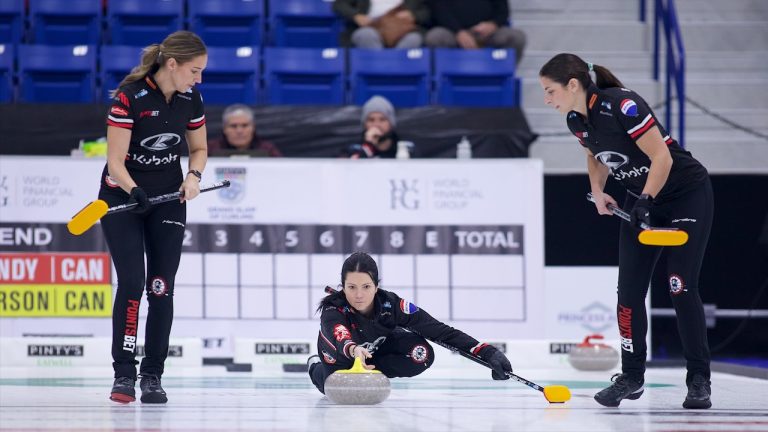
left=316, top=252, right=380, bottom=313
left=539, top=53, right=624, bottom=90
left=111, top=31, right=207, bottom=98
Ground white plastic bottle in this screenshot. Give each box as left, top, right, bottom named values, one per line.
left=396, top=141, right=412, bottom=159
left=456, top=136, right=472, bottom=159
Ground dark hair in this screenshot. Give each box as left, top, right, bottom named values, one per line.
left=111, top=31, right=207, bottom=97
left=539, top=53, right=624, bottom=90
left=315, top=252, right=380, bottom=313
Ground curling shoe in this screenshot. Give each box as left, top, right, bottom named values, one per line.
left=683, top=374, right=711, bottom=409
left=109, top=376, right=136, bottom=403
left=594, top=373, right=644, bottom=407
left=139, top=374, right=168, bottom=404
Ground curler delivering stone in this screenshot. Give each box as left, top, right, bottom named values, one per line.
left=324, top=357, right=391, bottom=405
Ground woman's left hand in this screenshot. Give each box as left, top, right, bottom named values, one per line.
left=179, top=176, right=201, bottom=203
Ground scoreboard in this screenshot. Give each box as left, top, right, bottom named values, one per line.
left=0, top=157, right=544, bottom=347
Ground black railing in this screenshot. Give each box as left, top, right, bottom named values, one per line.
left=653, top=0, right=686, bottom=147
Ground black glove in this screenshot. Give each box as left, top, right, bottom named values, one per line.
left=630, top=194, right=653, bottom=229
left=478, top=345, right=512, bottom=380
left=127, top=187, right=151, bottom=214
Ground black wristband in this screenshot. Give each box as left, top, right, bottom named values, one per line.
left=188, top=169, right=202, bottom=180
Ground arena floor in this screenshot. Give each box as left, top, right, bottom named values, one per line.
left=1, top=365, right=766, bottom=432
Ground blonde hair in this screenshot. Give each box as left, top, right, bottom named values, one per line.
left=111, top=31, right=207, bottom=98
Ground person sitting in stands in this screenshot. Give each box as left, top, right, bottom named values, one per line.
left=341, top=95, right=414, bottom=158
left=333, top=0, right=430, bottom=49
left=208, top=104, right=282, bottom=157
left=425, top=0, right=526, bottom=64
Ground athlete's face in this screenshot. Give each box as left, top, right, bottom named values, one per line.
left=169, top=54, right=207, bottom=93
left=223, top=112, right=255, bottom=149
left=343, top=272, right=377, bottom=314
left=540, top=76, right=577, bottom=114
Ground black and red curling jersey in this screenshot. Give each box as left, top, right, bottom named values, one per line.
left=316, top=289, right=486, bottom=365
left=102, top=74, right=205, bottom=193
left=567, top=84, right=707, bottom=203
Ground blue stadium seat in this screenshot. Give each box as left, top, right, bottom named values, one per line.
left=434, top=48, right=519, bottom=107
left=264, top=47, right=345, bottom=105
left=29, top=0, right=101, bottom=45
left=18, top=44, right=96, bottom=102
left=188, top=0, right=263, bottom=47
left=198, top=46, right=260, bottom=105
left=107, top=0, right=184, bottom=46
left=100, top=45, right=144, bottom=102
left=268, top=0, right=343, bottom=47
left=349, top=48, right=430, bottom=107
left=0, top=0, right=24, bottom=45
left=0, top=44, right=13, bottom=102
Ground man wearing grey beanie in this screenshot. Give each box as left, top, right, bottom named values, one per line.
left=344, top=95, right=412, bottom=158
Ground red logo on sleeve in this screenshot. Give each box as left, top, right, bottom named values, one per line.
left=110, top=106, right=128, bottom=116
left=333, top=324, right=351, bottom=342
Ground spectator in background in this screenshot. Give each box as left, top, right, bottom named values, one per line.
left=425, top=0, right=526, bottom=64
left=342, top=95, right=413, bottom=158
left=333, top=0, right=430, bottom=49
left=208, top=104, right=282, bottom=157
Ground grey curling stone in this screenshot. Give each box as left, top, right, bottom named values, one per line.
left=324, top=359, right=391, bottom=405
left=568, top=334, right=620, bottom=371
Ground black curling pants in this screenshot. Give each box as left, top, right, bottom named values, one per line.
left=310, top=329, right=434, bottom=394
left=100, top=189, right=186, bottom=380
left=616, top=179, right=713, bottom=384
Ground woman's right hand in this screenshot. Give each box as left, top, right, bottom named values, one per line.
left=592, top=191, right=618, bottom=216
left=351, top=345, right=375, bottom=370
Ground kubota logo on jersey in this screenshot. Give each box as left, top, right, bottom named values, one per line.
left=110, top=106, right=128, bottom=116
left=140, top=133, right=181, bottom=151
left=595, top=151, right=629, bottom=170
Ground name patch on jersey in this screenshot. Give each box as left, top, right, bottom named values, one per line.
left=620, top=99, right=638, bottom=117
left=400, top=299, right=419, bottom=314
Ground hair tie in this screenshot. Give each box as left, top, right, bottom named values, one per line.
left=587, top=62, right=594, bottom=72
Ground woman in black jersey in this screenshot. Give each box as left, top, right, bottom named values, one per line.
left=102, top=31, right=208, bottom=404
left=539, top=53, right=713, bottom=409
left=308, top=252, right=513, bottom=394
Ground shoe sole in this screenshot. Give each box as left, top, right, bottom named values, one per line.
left=594, top=389, right=644, bottom=407
left=683, top=398, right=712, bottom=409
left=110, top=393, right=135, bottom=403
left=140, top=394, right=168, bottom=404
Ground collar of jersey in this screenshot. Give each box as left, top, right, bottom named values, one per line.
left=144, top=73, right=180, bottom=100
left=568, top=83, right=602, bottom=125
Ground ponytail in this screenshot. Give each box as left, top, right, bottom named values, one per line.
left=540, top=53, right=624, bottom=90
left=110, top=44, right=161, bottom=98
left=110, top=31, right=207, bottom=99
left=592, top=64, right=624, bottom=89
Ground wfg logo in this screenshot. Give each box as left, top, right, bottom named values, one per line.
left=389, top=179, right=419, bottom=210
